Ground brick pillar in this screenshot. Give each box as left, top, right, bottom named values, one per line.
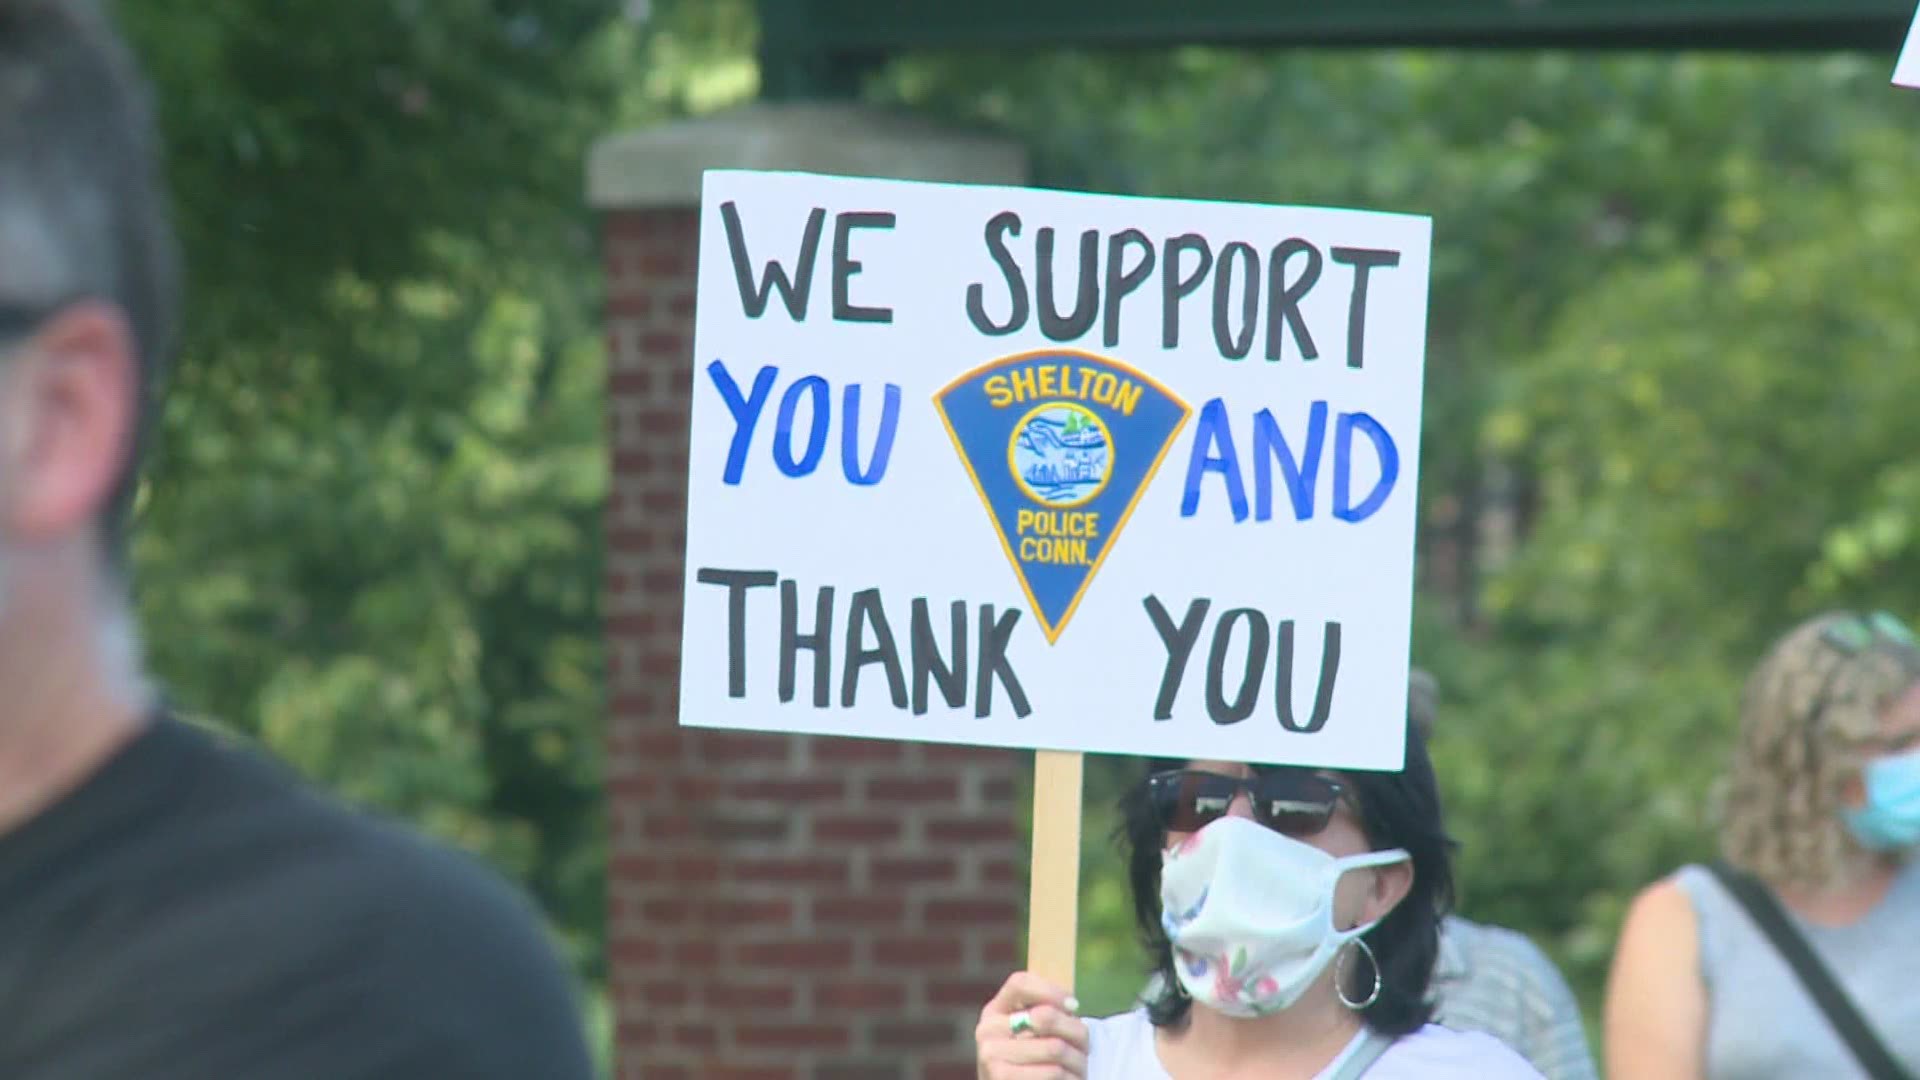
left=591, top=104, right=1032, bottom=1080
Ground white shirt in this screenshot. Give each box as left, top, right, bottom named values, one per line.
left=1084, top=1009, right=1545, bottom=1080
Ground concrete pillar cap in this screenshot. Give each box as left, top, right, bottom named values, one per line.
left=587, top=102, right=1029, bottom=210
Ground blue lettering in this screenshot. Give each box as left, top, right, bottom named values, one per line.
left=1253, top=402, right=1326, bottom=522
left=773, top=375, right=831, bottom=477
left=1178, top=401, right=1398, bottom=524
left=708, top=360, right=778, bottom=485
left=711, top=362, right=902, bottom=486
left=841, top=382, right=902, bottom=486
left=1180, top=398, right=1249, bottom=522
left=1333, top=411, right=1397, bottom=522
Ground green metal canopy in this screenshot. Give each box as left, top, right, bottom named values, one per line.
left=759, top=0, right=1915, bottom=99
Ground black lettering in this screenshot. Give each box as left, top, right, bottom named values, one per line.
left=720, top=201, right=825, bottom=320
left=910, top=598, right=969, bottom=715
left=966, top=211, right=1028, bottom=335
left=1037, top=227, right=1100, bottom=342
left=1211, top=241, right=1259, bottom=360
left=830, top=211, right=896, bottom=323
left=1205, top=608, right=1269, bottom=725
left=1276, top=620, right=1341, bottom=732
left=1162, top=235, right=1212, bottom=350
left=778, top=579, right=834, bottom=707
left=1102, top=228, right=1156, bottom=348
left=696, top=568, right=777, bottom=698
left=1144, top=596, right=1211, bottom=720
left=842, top=588, right=907, bottom=708
left=1265, top=238, right=1322, bottom=362
left=975, top=604, right=1031, bottom=719
left=1331, top=247, right=1401, bottom=369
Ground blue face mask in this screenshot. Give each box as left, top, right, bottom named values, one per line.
left=1844, top=747, right=1920, bottom=851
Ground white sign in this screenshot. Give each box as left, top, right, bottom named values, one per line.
left=678, top=170, right=1431, bottom=770
left=1898, top=4, right=1920, bottom=89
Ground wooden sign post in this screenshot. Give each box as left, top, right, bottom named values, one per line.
left=1026, top=749, right=1083, bottom=988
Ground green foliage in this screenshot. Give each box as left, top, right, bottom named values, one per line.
left=114, top=0, right=666, bottom=984
left=116, top=0, right=762, bottom=995
left=1468, top=116, right=1920, bottom=1008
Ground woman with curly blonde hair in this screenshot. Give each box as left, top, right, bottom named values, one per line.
left=1604, top=611, right=1920, bottom=1079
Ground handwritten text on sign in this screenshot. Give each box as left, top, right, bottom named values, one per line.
left=679, top=171, right=1431, bottom=770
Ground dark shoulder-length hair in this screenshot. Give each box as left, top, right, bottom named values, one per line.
left=1119, top=719, right=1454, bottom=1037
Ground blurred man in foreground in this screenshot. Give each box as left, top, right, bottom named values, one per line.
left=0, top=2, right=594, bottom=1076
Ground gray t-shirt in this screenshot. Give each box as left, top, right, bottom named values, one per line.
left=1431, top=916, right=1598, bottom=1080
left=0, top=716, right=593, bottom=1079
left=1674, top=860, right=1920, bottom=1079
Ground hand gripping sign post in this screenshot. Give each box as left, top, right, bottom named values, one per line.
left=1898, top=2, right=1920, bottom=89
left=679, top=170, right=1431, bottom=989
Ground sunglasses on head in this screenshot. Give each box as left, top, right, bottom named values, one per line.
left=1147, top=768, right=1346, bottom=838
left=1821, top=611, right=1918, bottom=656
left=1802, top=611, right=1920, bottom=760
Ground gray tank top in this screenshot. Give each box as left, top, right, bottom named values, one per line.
left=1674, top=860, right=1920, bottom=1079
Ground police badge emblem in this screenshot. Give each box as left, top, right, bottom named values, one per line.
left=935, top=349, right=1191, bottom=643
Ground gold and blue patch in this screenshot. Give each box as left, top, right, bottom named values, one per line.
left=934, top=349, right=1191, bottom=643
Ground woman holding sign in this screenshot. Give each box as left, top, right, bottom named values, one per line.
left=974, top=723, right=1541, bottom=1079
left=1605, top=611, right=1920, bottom=1079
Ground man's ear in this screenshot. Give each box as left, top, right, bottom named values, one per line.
left=1362, top=858, right=1415, bottom=926
left=0, top=301, right=137, bottom=543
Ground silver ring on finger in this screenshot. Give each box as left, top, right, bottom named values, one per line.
left=1009, top=1009, right=1035, bottom=1037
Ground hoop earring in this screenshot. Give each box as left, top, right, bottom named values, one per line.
left=1335, top=938, right=1382, bottom=1011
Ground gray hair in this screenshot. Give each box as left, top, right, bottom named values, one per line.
left=0, top=0, right=179, bottom=556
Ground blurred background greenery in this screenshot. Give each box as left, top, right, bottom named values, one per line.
left=116, top=0, right=1920, bottom=1069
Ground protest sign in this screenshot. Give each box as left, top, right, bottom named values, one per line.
left=678, top=169, right=1432, bottom=983
left=681, top=170, right=1431, bottom=769
left=1898, top=4, right=1920, bottom=88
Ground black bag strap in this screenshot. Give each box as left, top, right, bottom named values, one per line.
left=1706, top=861, right=1912, bottom=1080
